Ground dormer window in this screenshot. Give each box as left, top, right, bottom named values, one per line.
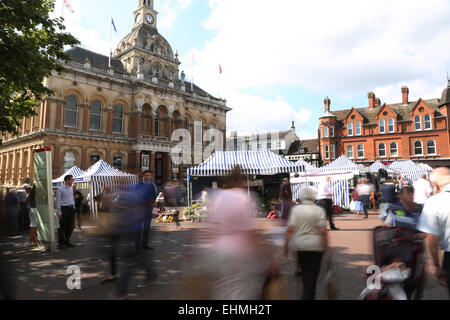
left=355, top=122, right=361, bottom=136
left=379, top=119, right=386, bottom=134
left=414, top=115, right=422, bottom=131
left=424, top=114, right=432, bottom=130
left=388, top=118, right=395, bottom=133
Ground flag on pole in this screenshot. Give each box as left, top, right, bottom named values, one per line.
left=63, top=0, right=75, bottom=13
left=111, top=18, right=118, bottom=33
left=219, top=64, right=222, bottom=75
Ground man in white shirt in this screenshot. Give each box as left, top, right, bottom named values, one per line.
left=356, top=178, right=374, bottom=219
left=417, top=168, right=450, bottom=298
left=318, top=177, right=338, bottom=230
left=413, top=174, right=433, bottom=205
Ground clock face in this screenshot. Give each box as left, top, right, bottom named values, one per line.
left=135, top=13, right=142, bottom=24
left=146, top=13, right=154, bottom=24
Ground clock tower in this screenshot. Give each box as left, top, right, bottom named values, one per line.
left=134, top=0, right=158, bottom=29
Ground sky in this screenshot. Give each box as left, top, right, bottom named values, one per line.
left=52, top=0, right=450, bottom=140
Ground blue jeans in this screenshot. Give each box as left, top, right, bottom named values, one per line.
left=361, top=195, right=370, bottom=218
left=136, top=206, right=153, bottom=250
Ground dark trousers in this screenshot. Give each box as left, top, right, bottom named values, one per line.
left=361, top=195, right=370, bottom=218
left=318, top=199, right=335, bottom=229
left=116, top=233, right=156, bottom=296
left=58, top=206, right=75, bottom=245
left=108, top=235, right=120, bottom=277
left=136, top=206, right=154, bottom=250
left=297, top=251, right=324, bottom=300
left=281, top=201, right=292, bottom=220
left=444, top=252, right=450, bottom=300
left=19, top=203, right=29, bottom=231
left=75, top=206, right=82, bottom=228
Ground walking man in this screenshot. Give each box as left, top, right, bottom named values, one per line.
left=56, top=175, right=76, bottom=249
left=356, top=178, right=374, bottom=219
left=417, top=168, right=450, bottom=298
left=73, top=185, right=83, bottom=230
left=318, top=177, right=338, bottom=230
left=413, top=174, right=433, bottom=206
left=279, top=178, right=293, bottom=220
left=135, top=171, right=157, bottom=251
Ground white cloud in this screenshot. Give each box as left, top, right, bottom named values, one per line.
left=180, top=0, right=450, bottom=136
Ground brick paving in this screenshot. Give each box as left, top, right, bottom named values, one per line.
left=1, top=210, right=448, bottom=300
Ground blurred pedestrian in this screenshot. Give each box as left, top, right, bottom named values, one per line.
left=135, top=170, right=157, bottom=251
left=379, top=177, right=397, bottom=218
left=417, top=168, right=450, bottom=298
left=26, top=184, right=38, bottom=248
left=56, top=175, right=76, bottom=249
left=279, top=178, right=293, bottom=220
left=5, top=189, right=19, bottom=234
left=413, top=174, right=433, bottom=206
left=284, top=187, right=328, bottom=300
left=73, top=185, right=83, bottom=230
left=356, top=178, right=374, bottom=219
left=16, top=185, right=28, bottom=231
left=352, top=179, right=364, bottom=215
left=318, top=177, right=338, bottom=230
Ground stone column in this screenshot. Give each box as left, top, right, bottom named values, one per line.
left=53, top=145, right=61, bottom=178
left=0, top=153, right=4, bottom=184
left=81, top=148, right=87, bottom=169
left=82, top=104, right=89, bottom=132
left=106, top=106, right=113, bottom=135
left=45, top=100, right=52, bottom=129
left=166, top=153, right=172, bottom=183
left=11, top=151, right=17, bottom=185
left=151, top=152, right=156, bottom=176
left=21, top=118, right=26, bottom=136
left=136, top=112, right=142, bottom=138
left=18, top=149, right=24, bottom=183
left=26, top=147, right=32, bottom=179
left=105, top=149, right=111, bottom=164
left=152, top=115, right=156, bottom=139
left=135, top=151, right=142, bottom=174
left=55, top=100, right=63, bottom=130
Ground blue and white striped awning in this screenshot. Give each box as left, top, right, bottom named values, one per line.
left=318, top=155, right=359, bottom=173
left=417, top=163, right=433, bottom=172
left=294, top=159, right=317, bottom=173
left=74, top=160, right=135, bottom=183
left=52, top=166, right=85, bottom=185
left=389, top=160, right=428, bottom=183
left=370, top=161, right=388, bottom=173
left=188, top=151, right=305, bottom=176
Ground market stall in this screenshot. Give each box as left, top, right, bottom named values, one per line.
left=388, top=160, right=428, bottom=184
left=52, top=166, right=85, bottom=187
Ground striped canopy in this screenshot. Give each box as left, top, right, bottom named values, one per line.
left=417, top=163, right=433, bottom=172
left=318, top=155, right=359, bottom=173
left=370, top=161, right=389, bottom=173
left=74, top=160, right=135, bottom=183
left=389, top=160, right=428, bottom=183
left=52, top=166, right=85, bottom=185
left=188, top=150, right=305, bottom=176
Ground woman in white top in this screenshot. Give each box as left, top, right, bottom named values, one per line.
left=284, top=187, right=328, bottom=300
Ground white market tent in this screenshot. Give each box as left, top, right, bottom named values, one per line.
left=74, top=160, right=138, bottom=218
left=388, top=160, right=428, bottom=183
left=369, top=161, right=389, bottom=173
left=52, top=166, right=85, bottom=186
left=187, top=150, right=306, bottom=207
left=317, top=155, right=360, bottom=174
left=294, top=159, right=317, bottom=173
left=417, top=163, right=433, bottom=172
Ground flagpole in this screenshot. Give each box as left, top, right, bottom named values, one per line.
left=109, top=15, right=112, bottom=69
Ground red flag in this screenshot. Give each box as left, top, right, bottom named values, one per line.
left=64, top=0, right=75, bottom=13
left=219, top=64, right=222, bottom=74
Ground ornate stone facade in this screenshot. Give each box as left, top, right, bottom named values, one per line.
left=0, top=0, right=231, bottom=187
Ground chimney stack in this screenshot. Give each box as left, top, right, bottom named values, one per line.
left=401, top=86, right=409, bottom=105
left=324, top=97, right=331, bottom=113
left=368, top=92, right=376, bottom=109
left=375, top=98, right=381, bottom=107
left=291, top=121, right=296, bottom=133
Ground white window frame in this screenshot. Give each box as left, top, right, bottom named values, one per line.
left=331, top=144, right=335, bottom=160
left=424, top=114, right=432, bottom=130
left=378, top=143, right=386, bottom=158
left=390, top=142, right=398, bottom=157
left=414, top=141, right=423, bottom=155
left=357, top=144, right=364, bottom=158
left=63, top=151, right=77, bottom=172
left=426, top=140, right=436, bottom=155
left=90, top=99, right=103, bottom=131
left=347, top=123, right=353, bottom=136
left=325, top=145, right=330, bottom=160
left=64, top=95, right=79, bottom=128
left=330, top=126, right=335, bottom=137
left=414, top=116, right=422, bottom=131
left=324, top=126, right=329, bottom=138
left=388, top=118, right=395, bottom=133
left=113, top=104, right=124, bottom=133
left=346, top=145, right=354, bottom=159
left=379, top=119, right=386, bottom=134
left=355, top=122, right=362, bottom=136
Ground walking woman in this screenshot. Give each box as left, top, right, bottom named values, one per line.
left=284, top=187, right=328, bottom=300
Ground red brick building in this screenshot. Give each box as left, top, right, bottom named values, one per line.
left=319, top=80, right=450, bottom=167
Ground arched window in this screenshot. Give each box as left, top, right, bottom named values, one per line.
left=155, top=111, right=160, bottom=136
left=113, top=104, right=124, bottom=133
left=414, top=141, right=423, bottom=155
left=347, top=123, right=353, bottom=136
left=379, top=119, right=386, bottom=134
left=330, top=126, right=335, bottom=137
left=64, top=95, right=78, bottom=127
left=210, top=123, right=216, bottom=143
left=63, top=151, right=76, bottom=172
left=324, top=126, right=329, bottom=138
left=357, top=144, right=364, bottom=158
left=414, top=116, right=422, bottom=131
left=378, top=143, right=386, bottom=157
left=424, top=114, right=432, bottom=130
left=390, top=142, right=398, bottom=157
left=427, top=140, right=436, bottom=155
left=113, top=155, right=123, bottom=169
left=330, top=144, right=335, bottom=159
left=388, top=118, right=395, bottom=133
left=346, top=145, right=354, bottom=159
left=90, top=99, right=102, bottom=130
left=355, top=122, right=362, bottom=136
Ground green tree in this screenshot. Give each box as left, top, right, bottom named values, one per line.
left=0, top=0, right=79, bottom=137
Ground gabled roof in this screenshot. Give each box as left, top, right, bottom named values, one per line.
left=65, top=46, right=127, bottom=73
